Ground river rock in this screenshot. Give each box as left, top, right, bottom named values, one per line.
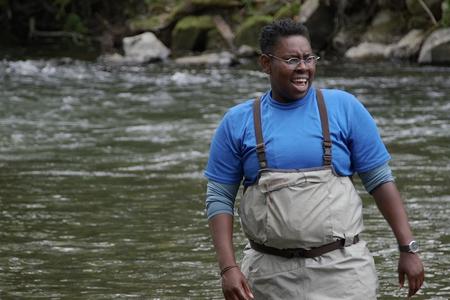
left=361, top=9, right=406, bottom=44
left=122, top=32, right=170, bottom=63
left=171, top=15, right=216, bottom=54
left=345, top=42, right=388, bottom=60
left=388, top=29, right=426, bottom=59
left=406, top=0, right=442, bottom=18
left=298, top=0, right=337, bottom=51
left=97, top=53, right=127, bottom=65
left=174, top=51, right=235, bottom=65
left=418, top=28, right=450, bottom=64
left=237, top=45, right=257, bottom=57
left=235, top=15, right=273, bottom=49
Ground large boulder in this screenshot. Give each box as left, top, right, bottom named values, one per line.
left=171, top=15, right=217, bottom=54
left=122, top=32, right=170, bottom=63
left=361, top=9, right=407, bottom=44
left=298, top=0, right=337, bottom=51
left=388, top=29, right=426, bottom=59
left=235, top=15, right=273, bottom=49
left=406, top=0, right=442, bottom=19
left=418, top=28, right=450, bottom=64
left=406, top=0, right=442, bottom=28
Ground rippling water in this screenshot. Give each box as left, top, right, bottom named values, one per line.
left=0, top=58, right=449, bottom=299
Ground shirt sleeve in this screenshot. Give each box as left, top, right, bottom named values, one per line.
left=204, top=109, right=245, bottom=184
left=205, top=180, right=240, bottom=220
left=358, top=162, right=395, bottom=194
left=347, top=94, right=391, bottom=173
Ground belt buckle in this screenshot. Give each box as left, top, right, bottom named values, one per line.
left=344, top=235, right=354, bottom=247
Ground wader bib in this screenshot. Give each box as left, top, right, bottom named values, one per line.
left=239, top=90, right=378, bottom=300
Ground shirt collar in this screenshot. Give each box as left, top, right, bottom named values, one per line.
left=265, top=86, right=315, bottom=110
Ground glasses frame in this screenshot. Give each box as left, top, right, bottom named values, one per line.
left=267, top=54, right=320, bottom=68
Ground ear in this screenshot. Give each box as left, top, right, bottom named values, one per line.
left=259, top=54, right=271, bottom=74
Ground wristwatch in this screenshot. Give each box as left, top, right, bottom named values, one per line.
left=399, top=240, right=419, bottom=253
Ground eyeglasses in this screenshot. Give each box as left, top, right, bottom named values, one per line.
left=267, top=54, right=320, bottom=68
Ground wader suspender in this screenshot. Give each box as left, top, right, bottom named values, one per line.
left=249, top=90, right=360, bottom=258
left=252, top=89, right=332, bottom=169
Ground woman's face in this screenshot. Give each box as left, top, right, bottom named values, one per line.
left=261, top=35, right=316, bottom=103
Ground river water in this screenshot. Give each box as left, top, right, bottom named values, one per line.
left=0, top=58, right=449, bottom=299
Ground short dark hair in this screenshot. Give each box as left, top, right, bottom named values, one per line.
left=259, top=18, right=310, bottom=54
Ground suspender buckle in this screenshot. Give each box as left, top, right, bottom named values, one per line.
left=256, top=143, right=265, bottom=153
left=323, top=141, right=332, bottom=165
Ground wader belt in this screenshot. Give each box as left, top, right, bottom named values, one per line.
left=250, top=235, right=359, bottom=258
left=252, top=89, right=332, bottom=169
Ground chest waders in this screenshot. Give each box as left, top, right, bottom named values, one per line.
left=239, top=89, right=378, bottom=300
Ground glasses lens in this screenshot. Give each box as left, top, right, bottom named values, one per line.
left=305, top=56, right=318, bottom=65
left=286, top=58, right=301, bottom=65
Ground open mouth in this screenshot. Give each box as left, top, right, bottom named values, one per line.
left=292, top=77, right=309, bottom=88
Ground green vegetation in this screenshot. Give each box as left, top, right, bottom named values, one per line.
left=274, top=2, right=301, bottom=20
left=235, top=15, right=273, bottom=48
left=0, top=0, right=449, bottom=59
left=172, top=16, right=215, bottom=53
left=442, top=0, right=450, bottom=26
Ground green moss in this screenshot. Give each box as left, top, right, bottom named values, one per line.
left=128, top=15, right=164, bottom=31
left=442, top=0, right=450, bottom=27
left=175, top=15, right=214, bottom=30
left=274, top=2, right=300, bottom=20
left=235, top=15, right=273, bottom=48
left=0, top=0, right=8, bottom=8
left=172, top=15, right=215, bottom=53
left=206, top=28, right=228, bottom=51
left=63, top=13, right=87, bottom=34
left=191, top=0, right=239, bottom=5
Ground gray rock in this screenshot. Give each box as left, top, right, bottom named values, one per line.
left=298, top=0, right=336, bottom=51
left=418, top=28, right=450, bottom=64
left=123, top=32, right=170, bottom=63
left=361, top=9, right=406, bottom=44
left=388, top=29, right=426, bottom=59
left=237, top=45, right=257, bottom=57
left=97, top=53, right=127, bottom=65
left=174, top=51, right=235, bottom=65
left=345, top=42, right=389, bottom=60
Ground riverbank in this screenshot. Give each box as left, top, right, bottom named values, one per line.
left=1, top=0, right=449, bottom=65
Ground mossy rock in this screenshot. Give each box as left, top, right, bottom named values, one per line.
left=190, top=0, right=240, bottom=6
left=408, top=15, right=433, bottom=29
left=128, top=15, right=167, bottom=32
left=63, top=13, right=87, bottom=34
left=274, top=2, right=300, bottom=20
left=167, top=0, right=241, bottom=26
left=206, top=28, right=228, bottom=51
left=406, top=0, right=442, bottom=17
left=362, top=10, right=408, bottom=43
left=235, top=15, right=273, bottom=48
left=171, top=15, right=215, bottom=53
left=442, top=0, right=450, bottom=27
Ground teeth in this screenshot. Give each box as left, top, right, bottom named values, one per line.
left=293, top=78, right=307, bottom=84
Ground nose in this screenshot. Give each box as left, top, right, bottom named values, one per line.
left=294, top=59, right=307, bottom=70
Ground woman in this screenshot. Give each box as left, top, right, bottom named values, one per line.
left=205, top=19, right=424, bottom=300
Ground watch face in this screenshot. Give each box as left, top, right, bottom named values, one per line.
left=410, top=241, right=419, bottom=253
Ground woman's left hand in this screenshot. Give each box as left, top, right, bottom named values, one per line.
left=398, top=252, right=424, bottom=298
